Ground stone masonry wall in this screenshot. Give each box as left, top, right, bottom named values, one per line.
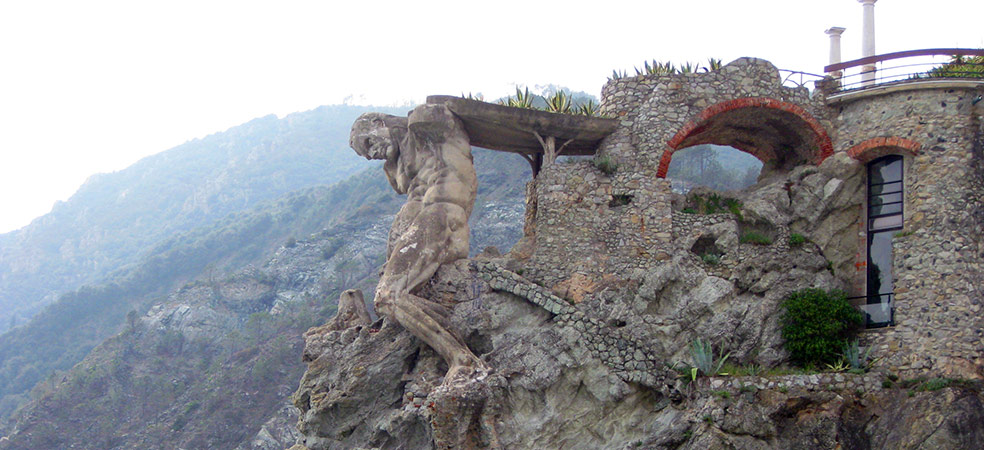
left=597, top=58, right=832, bottom=178
left=523, top=160, right=672, bottom=291
left=527, top=56, right=984, bottom=379
left=525, top=58, right=834, bottom=307
left=473, top=260, right=663, bottom=387
left=833, top=86, right=984, bottom=378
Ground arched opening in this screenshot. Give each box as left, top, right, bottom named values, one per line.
left=657, top=98, right=833, bottom=179
left=666, top=144, right=762, bottom=193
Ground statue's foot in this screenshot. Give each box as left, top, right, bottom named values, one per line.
left=443, top=360, right=490, bottom=386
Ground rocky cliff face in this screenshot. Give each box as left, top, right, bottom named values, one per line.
left=291, top=157, right=984, bottom=449
left=0, top=149, right=528, bottom=449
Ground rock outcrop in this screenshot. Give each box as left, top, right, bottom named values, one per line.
left=291, top=157, right=984, bottom=449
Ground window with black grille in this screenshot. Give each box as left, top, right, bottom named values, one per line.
left=864, top=155, right=902, bottom=328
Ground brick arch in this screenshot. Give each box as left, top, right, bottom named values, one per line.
left=656, top=97, right=834, bottom=178
left=847, top=137, right=921, bottom=163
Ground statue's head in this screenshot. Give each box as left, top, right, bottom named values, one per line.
left=350, top=113, right=408, bottom=161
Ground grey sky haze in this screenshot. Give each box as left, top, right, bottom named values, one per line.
left=0, top=0, right=981, bottom=233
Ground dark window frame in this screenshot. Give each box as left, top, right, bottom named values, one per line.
left=863, top=155, right=903, bottom=328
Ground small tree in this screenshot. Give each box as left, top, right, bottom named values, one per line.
left=780, top=288, right=863, bottom=367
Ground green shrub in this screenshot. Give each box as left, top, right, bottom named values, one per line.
left=739, top=232, right=772, bottom=245
left=704, top=194, right=722, bottom=214
left=593, top=155, right=617, bottom=175
left=780, top=289, right=863, bottom=367
left=682, top=207, right=697, bottom=214
left=738, top=384, right=758, bottom=394
left=788, top=233, right=807, bottom=246
left=701, top=253, right=720, bottom=265
left=320, top=238, right=343, bottom=260
left=712, top=390, right=731, bottom=399
left=724, top=198, right=743, bottom=220
left=917, top=377, right=955, bottom=392
left=284, top=237, right=297, bottom=248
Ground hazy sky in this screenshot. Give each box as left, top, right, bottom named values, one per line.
left=1, top=0, right=981, bottom=233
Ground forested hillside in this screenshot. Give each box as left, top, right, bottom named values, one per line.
left=0, top=105, right=406, bottom=334
left=0, top=148, right=529, bottom=447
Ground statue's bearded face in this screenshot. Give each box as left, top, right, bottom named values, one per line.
left=350, top=113, right=407, bottom=161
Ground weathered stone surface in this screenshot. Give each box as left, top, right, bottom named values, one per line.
left=351, top=104, right=489, bottom=383
left=293, top=320, right=431, bottom=450
left=426, top=95, right=617, bottom=156
left=294, top=258, right=984, bottom=449
left=322, top=289, right=371, bottom=332
left=292, top=57, right=984, bottom=449
left=234, top=404, right=301, bottom=450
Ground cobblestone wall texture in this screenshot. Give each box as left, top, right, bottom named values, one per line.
left=597, top=58, right=833, bottom=177
left=521, top=56, right=984, bottom=379
left=474, top=261, right=663, bottom=387
left=833, top=86, right=984, bottom=377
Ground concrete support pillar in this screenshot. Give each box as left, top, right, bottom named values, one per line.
left=859, top=0, right=878, bottom=85
left=825, top=27, right=847, bottom=79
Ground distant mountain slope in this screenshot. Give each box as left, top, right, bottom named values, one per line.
left=0, top=105, right=406, bottom=332
left=0, top=148, right=529, bottom=442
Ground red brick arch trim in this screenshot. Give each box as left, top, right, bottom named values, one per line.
left=846, top=137, right=922, bottom=163
left=656, top=97, right=834, bottom=178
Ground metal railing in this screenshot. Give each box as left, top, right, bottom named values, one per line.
left=848, top=293, right=895, bottom=328
left=823, top=48, right=984, bottom=94
left=778, top=69, right=826, bottom=89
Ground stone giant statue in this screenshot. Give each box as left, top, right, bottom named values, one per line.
left=350, top=104, right=487, bottom=382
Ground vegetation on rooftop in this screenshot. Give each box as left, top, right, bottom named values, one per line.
left=460, top=86, right=605, bottom=117
left=926, top=54, right=984, bottom=79
left=609, top=57, right=723, bottom=81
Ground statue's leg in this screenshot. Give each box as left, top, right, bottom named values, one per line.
left=375, top=201, right=485, bottom=377
left=377, top=288, right=485, bottom=371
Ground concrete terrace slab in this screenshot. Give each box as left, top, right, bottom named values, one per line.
left=426, top=95, right=617, bottom=156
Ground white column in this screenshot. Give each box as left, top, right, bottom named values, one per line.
left=859, top=0, right=878, bottom=85
left=825, top=27, right=847, bottom=79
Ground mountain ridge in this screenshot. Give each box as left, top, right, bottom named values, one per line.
left=0, top=105, right=408, bottom=333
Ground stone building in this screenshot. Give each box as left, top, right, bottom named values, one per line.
left=290, top=55, right=984, bottom=450
left=491, top=56, right=984, bottom=379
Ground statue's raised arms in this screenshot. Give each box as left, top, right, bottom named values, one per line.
left=350, top=104, right=487, bottom=381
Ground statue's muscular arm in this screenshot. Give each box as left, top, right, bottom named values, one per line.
left=350, top=105, right=484, bottom=377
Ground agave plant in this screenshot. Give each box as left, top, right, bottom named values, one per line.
left=703, top=58, right=723, bottom=72
left=543, top=90, right=573, bottom=114
left=825, top=359, right=851, bottom=372
left=575, top=100, right=597, bottom=116
left=843, top=339, right=879, bottom=371
left=508, top=87, right=536, bottom=109
left=636, top=59, right=676, bottom=76
left=609, top=69, right=627, bottom=81
left=690, top=338, right=730, bottom=377
left=678, top=62, right=698, bottom=74
left=461, top=92, right=484, bottom=101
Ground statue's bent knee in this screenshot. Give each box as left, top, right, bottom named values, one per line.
left=374, top=289, right=396, bottom=316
